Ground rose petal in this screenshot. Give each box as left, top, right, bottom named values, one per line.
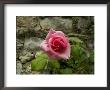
left=49, top=36, right=68, bottom=46
left=58, top=43, right=71, bottom=59
left=40, top=40, right=49, bottom=52
left=48, top=44, right=70, bottom=60
left=48, top=38, right=70, bottom=60
left=52, top=31, right=65, bottom=38
left=46, top=28, right=56, bottom=41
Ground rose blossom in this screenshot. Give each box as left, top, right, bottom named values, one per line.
left=40, top=28, right=70, bottom=60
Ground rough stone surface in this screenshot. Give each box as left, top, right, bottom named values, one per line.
left=40, top=17, right=73, bottom=33
left=22, top=61, right=32, bottom=74
left=24, top=37, right=42, bottom=50
left=19, top=50, right=34, bottom=64
left=16, top=61, right=22, bottom=74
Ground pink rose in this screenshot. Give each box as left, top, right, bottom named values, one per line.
left=40, top=28, right=71, bottom=60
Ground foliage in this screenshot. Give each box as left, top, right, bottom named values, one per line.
left=31, top=52, right=48, bottom=71
left=31, top=36, right=94, bottom=74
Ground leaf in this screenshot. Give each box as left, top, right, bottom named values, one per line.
left=59, top=68, right=73, bottom=74
left=71, top=45, right=80, bottom=59
left=71, top=45, right=86, bottom=61
left=48, top=60, right=60, bottom=69
left=89, top=50, right=94, bottom=63
left=69, top=37, right=83, bottom=44
left=31, top=52, right=48, bottom=71
left=66, top=59, right=74, bottom=67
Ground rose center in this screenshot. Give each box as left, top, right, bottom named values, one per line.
left=51, top=37, right=67, bottom=53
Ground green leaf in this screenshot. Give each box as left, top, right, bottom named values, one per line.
left=71, top=45, right=86, bottom=61
left=66, top=59, right=74, bottom=67
left=31, top=52, right=48, bottom=71
left=71, top=45, right=80, bottom=59
left=48, top=60, right=60, bottom=69
left=59, top=68, right=73, bottom=74
left=89, top=50, right=94, bottom=63
left=69, top=37, right=83, bottom=44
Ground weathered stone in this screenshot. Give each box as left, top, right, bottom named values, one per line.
left=22, top=62, right=32, bottom=74
left=16, top=61, right=22, bottom=74
left=19, top=51, right=34, bottom=63
left=16, top=39, right=24, bottom=47
left=77, top=17, right=91, bottom=29
left=40, top=17, right=73, bottom=33
left=24, top=37, right=42, bottom=50
left=31, top=71, right=40, bottom=74
left=18, top=48, right=35, bottom=63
